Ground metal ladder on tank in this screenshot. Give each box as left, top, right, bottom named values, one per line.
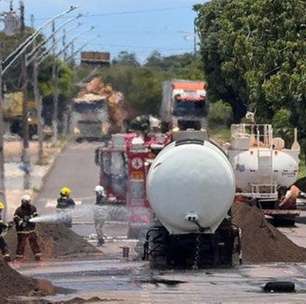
left=252, top=149, right=277, bottom=200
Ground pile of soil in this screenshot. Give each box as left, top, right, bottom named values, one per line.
left=232, top=203, right=306, bottom=263
left=0, top=258, right=56, bottom=302
left=5, top=223, right=101, bottom=260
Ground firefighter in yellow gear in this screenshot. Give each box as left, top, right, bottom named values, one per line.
left=56, top=187, right=76, bottom=227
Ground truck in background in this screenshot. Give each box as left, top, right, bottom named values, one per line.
left=73, top=93, right=109, bottom=142
left=160, top=80, right=208, bottom=132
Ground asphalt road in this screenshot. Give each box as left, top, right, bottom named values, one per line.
left=36, top=142, right=100, bottom=209
left=34, top=142, right=100, bottom=234
left=19, top=260, right=306, bottom=303
left=20, top=141, right=306, bottom=303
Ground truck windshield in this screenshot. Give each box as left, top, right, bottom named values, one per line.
left=173, top=99, right=206, bottom=117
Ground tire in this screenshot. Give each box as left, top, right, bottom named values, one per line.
left=148, top=226, right=169, bottom=269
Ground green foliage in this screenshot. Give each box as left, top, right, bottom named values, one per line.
left=99, top=51, right=204, bottom=115
left=112, top=51, right=140, bottom=66
left=195, top=0, right=306, bottom=158
left=272, top=108, right=293, bottom=144
left=209, top=126, right=231, bottom=143
left=208, top=100, right=233, bottom=127
left=195, top=0, right=306, bottom=124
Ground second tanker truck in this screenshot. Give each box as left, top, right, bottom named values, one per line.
left=143, top=130, right=241, bottom=269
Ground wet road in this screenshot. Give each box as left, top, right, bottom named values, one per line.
left=22, top=141, right=306, bottom=303
left=18, top=260, right=306, bottom=303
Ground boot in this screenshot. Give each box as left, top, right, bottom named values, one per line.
left=97, top=238, right=105, bottom=247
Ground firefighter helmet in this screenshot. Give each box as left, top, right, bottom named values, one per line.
left=95, top=185, right=105, bottom=194
left=0, top=201, right=5, bottom=209
left=21, top=194, right=31, bottom=203
left=60, top=187, right=71, bottom=197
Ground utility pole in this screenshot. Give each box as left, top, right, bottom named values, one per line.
left=52, top=20, right=59, bottom=143
left=33, top=55, right=44, bottom=164
left=70, top=40, right=75, bottom=65
left=63, top=29, right=67, bottom=61
left=193, top=22, right=197, bottom=56
left=31, top=15, right=44, bottom=164
left=0, top=57, right=7, bottom=219
left=20, top=0, right=31, bottom=190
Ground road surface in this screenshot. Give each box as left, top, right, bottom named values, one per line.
left=18, top=260, right=306, bottom=303
left=36, top=142, right=100, bottom=237
left=14, top=141, right=306, bottom=303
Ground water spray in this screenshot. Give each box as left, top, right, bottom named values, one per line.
left=29, top=204, right=129, bottom=224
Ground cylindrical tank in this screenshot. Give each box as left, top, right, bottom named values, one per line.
left=146, top=141, right=235, bottom=235
left=230, top=149, right=299, bottom=191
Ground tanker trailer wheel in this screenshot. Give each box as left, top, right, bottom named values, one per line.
left=147, top=226, right=169, bottom=269
left=231, top=226, right=242, bottom=266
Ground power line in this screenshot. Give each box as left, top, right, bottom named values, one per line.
left=30, top=6, right=192, bottom=21
left=88, top=43, right=192, bottom=52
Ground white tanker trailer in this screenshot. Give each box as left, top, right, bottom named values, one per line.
left=227, top=124, right=300, bottom=224
left=143, top=130, right=241, bottom=268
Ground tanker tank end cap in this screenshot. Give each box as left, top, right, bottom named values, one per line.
left=185, top=212, right=199, bottom=223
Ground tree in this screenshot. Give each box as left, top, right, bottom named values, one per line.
left=98, top=52, right=205, bottom=116
left=112, top=51, right=140, bottom=66
left=194, top=0, right=306, bottom=124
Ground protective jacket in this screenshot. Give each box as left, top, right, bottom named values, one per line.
left=96, top=194, right=107, bottom=206
left=57, top=197, right=76, bottom=209
left=14, top=205, right=38, bottom=233
left=0, top=220, right=9, bottom=237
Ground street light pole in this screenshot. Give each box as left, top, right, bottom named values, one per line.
left=20, top=0, right=31, bottom=190
left=33, top=53, right=44, bottom=164
left=0, top=58, right=7, bottom=219
left=52, top=20, right=59, bottom=143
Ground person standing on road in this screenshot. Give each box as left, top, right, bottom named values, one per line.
left=56, top=187, right=76, bottom=227
left=94, top=185, right=107, bottom=246
left=13, top=195, right=41, bottom=261
left=0, top=202, right=12, bottom=262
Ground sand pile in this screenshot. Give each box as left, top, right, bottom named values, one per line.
left=232, top=203, right=306, bottom=263
left=0, top=258, right=56, bottom=302
left=5, top=223, right=100, bottom=260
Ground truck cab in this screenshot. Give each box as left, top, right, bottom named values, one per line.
left=160, top=80, right=208, bottom=132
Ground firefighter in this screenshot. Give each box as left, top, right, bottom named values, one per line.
left=14, top=195, right=41, bottom=261
left=0, top=202, right=12, bottom=262
left=94, top=185, right=107, bottom=246
left=56, top=187, right=76, bottom=227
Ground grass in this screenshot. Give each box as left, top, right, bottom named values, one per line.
left=299, top=157, right=306, bottom=178
left=208, top=126, right=231, bottom=144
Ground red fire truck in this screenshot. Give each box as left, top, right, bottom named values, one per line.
left=95, top=132, right=170, bottom=228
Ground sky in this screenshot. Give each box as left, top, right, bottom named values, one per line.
left=0, top=0, right=202, bottom=62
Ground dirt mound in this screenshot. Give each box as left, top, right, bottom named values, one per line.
left=232, top=203, right=306, bottom=263
left=55, top=297, right=118, bottom=304
left=5, top=223, right=100, bottom=260
left=0, top=258, right=56, bottom=302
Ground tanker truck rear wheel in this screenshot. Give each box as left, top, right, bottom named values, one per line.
left=147, top=226, right=169, bottom=269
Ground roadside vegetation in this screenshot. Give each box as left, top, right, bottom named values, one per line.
left=194, top=0, right=306, bottom=156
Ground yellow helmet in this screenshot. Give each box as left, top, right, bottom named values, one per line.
left=60, top=187, right=71, bottom=197
left=0, top=201, right=5, bottom=209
